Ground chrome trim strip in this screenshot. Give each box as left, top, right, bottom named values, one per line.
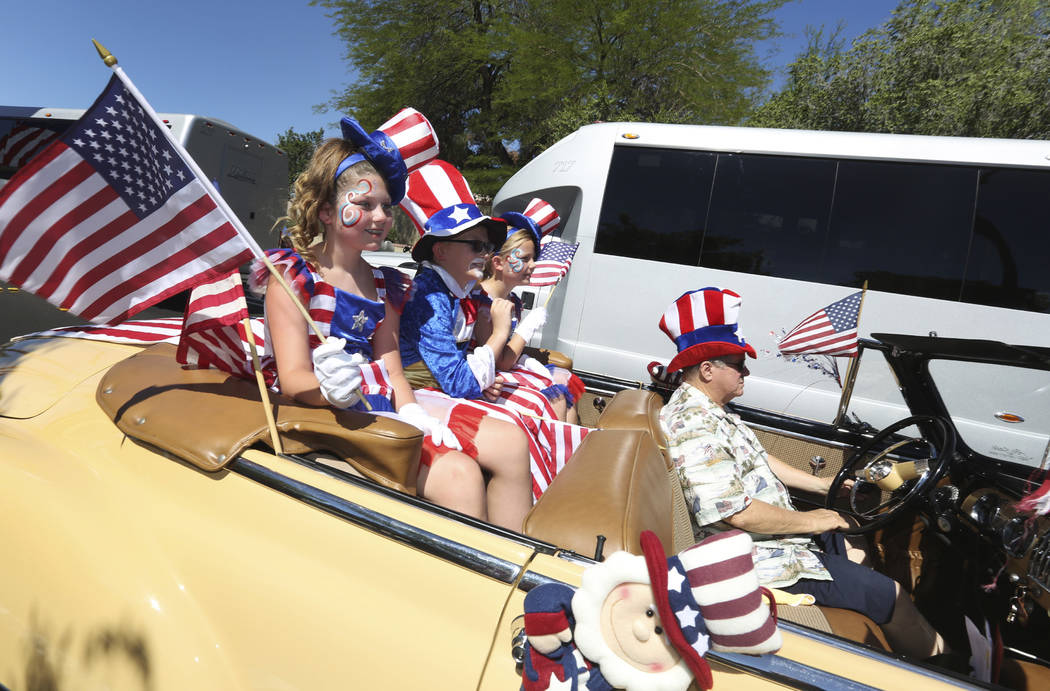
left=711, top=649, right=876, bottom=691
left=230, top=458, right=523, bottom=584
left=766, top=621, right=979, bottom=689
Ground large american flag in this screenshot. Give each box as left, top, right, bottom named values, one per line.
left=529, top=239, right=578, bottom=287
left=778, top=291, right=863, bottom=356
left=0, top=74, right=252, bottom=324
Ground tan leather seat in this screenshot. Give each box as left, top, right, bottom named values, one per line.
left=96, top=344, right=423, bottom=494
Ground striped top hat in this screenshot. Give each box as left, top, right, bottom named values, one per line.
left=335, top=107, right=439, bottom=204
left=659, top=287, right=756, bottom=373
left=401, top=159, right=507, bottom=262
left=498, top=197, right=560, bottom=251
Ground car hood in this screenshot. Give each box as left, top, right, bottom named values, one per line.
left=0, top=336, right=142, bottom=418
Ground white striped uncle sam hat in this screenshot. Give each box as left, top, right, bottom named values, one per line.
left=336, top=107, right=439, bottom=204
left=659, top=287, right=756, bottom=373
left=497, top=197, right=560, bottom=251
left=401, top=159, right=506, bottom=262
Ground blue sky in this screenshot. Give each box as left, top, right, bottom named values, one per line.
left=4, top=0, right=900, bottom=145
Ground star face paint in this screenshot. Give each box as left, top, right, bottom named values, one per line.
left=339, top=179, right=374, bottom=228
left=508, top=247, right=526, bottom=273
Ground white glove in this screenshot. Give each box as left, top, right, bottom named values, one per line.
left=514, top=306, right=547, bottom=343
left=466, top=344, right=496, bottom=390
left=397, top=403, right=463, bottom=450
left=311, top=336, right=366, bottom=408
left=520, top=355, right=551, bottom=378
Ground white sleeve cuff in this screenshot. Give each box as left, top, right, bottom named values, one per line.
left=466, top=345, right=496, bottom=389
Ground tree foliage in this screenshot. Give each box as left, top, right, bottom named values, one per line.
left=276, top=127, right=326, bottom=187
left=314, top=0, right=785, bottom=195
left=751, top=0, right=1050, bottom=139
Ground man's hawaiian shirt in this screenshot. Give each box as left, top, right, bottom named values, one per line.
left=659, top=382, right=831, bottom=588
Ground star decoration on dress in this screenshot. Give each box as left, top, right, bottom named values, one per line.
left=351, top=309, right=369, bottom=331
left=448, top=204, right=473, bottom=224
left=667, top=565, right=687, bottom=592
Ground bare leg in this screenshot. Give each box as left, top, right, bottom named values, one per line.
left=880, top=582, right=948, bottom=659
left=549, top=395, right=568, bottom=422
left=416, top=450, right=486, bottom=520
left=472, top=417, right=532, bottom=531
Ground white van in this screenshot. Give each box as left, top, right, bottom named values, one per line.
left=492, top=122, right=1050, bottom=465
left=0, top=106, right=289, bottom=339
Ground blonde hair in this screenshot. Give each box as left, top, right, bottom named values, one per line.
left=279, top=138, right=381, bottom=266
left=482, top=228, right=535, bottom=279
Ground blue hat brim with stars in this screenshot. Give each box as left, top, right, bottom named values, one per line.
left=410, top=203, right=507, bottom=263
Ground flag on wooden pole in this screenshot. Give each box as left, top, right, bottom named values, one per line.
left=0, top=74, right=253, bottom=324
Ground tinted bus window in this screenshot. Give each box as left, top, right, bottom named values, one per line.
left=964, top=168, right=1050, bottom=313
left=700, top=153, right=836, bottom=280
left=823, top=160, right=976, bottom=300
left=594, top=146, right=715, bottom=264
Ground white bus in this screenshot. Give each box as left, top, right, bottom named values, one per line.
left=0, top=106, right=289, bottom=339
left=493, top=122, right=1050, bottom=465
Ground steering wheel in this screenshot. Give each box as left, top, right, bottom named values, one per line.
left=825, top=415, right=955, bottom=534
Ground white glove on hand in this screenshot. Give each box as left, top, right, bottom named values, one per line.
left=514, top=306, right=547, bottom=343
left=311, top=336, right=366, bottom=409
left=397, top=403, right=463, bottom=450
left=466, top=344, right=496, bottom=390
left=520, top=355, right=551, bottom=378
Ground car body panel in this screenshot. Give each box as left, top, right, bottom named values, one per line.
left=0, top=335, right=995, bottom=689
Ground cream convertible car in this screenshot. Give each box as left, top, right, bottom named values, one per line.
left=2, top=328, right=1049, bottom=689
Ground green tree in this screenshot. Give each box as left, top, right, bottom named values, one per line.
left=276, top=127, right=326, bottom=187
left=751, top=0, right=1050, bottom=139
left=314, top=0, right=786, bottom=196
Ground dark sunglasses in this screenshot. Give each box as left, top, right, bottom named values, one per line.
left=713, top=358, right=748, bottom=373
left=441, top=238, right=495, bottom=254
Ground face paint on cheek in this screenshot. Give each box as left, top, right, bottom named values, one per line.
left=340, top=206, right=362, bottom=227
left=508, top=248, right=526, bottom=273
left=338, top=179, right=375, bottom=228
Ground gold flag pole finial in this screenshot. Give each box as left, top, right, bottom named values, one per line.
left=92, top=39, right=118, bottom=67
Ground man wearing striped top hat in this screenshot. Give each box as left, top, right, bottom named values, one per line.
left=656, top=287, right=947, bottom=660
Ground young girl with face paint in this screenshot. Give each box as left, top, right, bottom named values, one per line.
left=471, top=211, right=582, bottom=424
left=255, top=119, right=530, bottom=531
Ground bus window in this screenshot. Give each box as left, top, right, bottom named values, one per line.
left=964, top=168, right=1050, bottom=313
left=823, top=159, right=975, bottom=300
left=700, top=153, right=835, bottom=281
left=593, top=146, right=715, bottom=265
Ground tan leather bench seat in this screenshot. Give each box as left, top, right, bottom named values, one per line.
left=96, top=343, right=423, bottom=494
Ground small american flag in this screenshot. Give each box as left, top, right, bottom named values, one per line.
left=529, top=240, right=578, bottom=287
left=176, top=271, right=268, bottom=381
left=0, top=122, right=60, bottom=169
left=0, top=74, right=252, bottom=324
left=778, top=291, right=863, bottom=357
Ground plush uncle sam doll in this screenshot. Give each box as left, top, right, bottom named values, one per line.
left=521, top=529, right=781, bottom=691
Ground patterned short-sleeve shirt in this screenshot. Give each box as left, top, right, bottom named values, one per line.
left=659, top=383, right=831, bottom=588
